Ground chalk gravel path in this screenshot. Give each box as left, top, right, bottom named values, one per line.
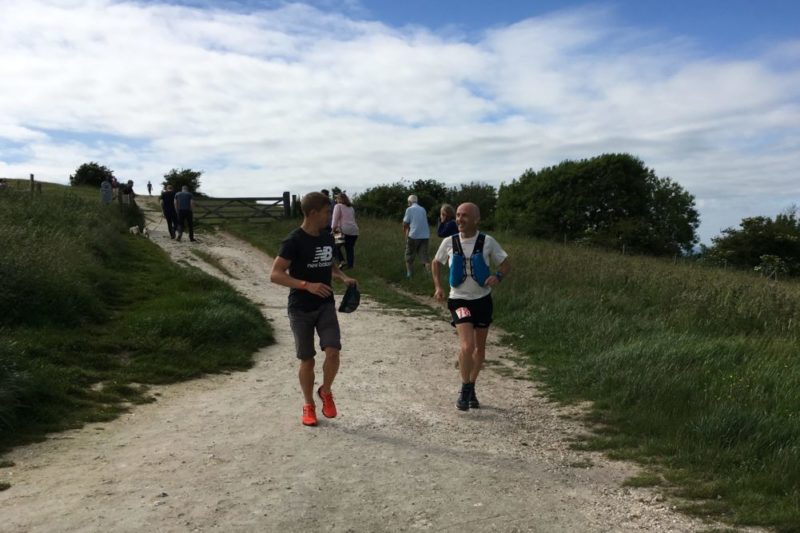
left=1, top=200, right=748, bottom=532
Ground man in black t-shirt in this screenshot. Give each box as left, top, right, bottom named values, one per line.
left=270, top=192, right=357, bottom=427
left=159, top=184, right=178, bottom=239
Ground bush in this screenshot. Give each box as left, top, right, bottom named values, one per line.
left=354, top=179, right=497, bottom=227
left=702, top=207, right=800, bottom=277
left=69, top=162, right=115, bottom=188
left=496, top=153, right=699, bottom=255
left=163, top=168, right=202, bottom=193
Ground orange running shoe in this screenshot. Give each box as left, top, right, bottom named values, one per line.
left=317, top=386, right=337, bottom=418
left=302, top=404, right=317, bottom=426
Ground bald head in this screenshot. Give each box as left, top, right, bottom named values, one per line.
left=455, top=202, right=481, bottom=236
left=457, top=202, right=480, bottom=218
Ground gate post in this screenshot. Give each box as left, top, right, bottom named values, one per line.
left=283, top=191, right=290, bottom=218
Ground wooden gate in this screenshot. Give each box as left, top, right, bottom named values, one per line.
left=195, top=192, right=291, bottom=224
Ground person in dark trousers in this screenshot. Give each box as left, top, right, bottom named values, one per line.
left=147, top=181, right=153, bottom=196
left=174, top=185, right=195, bottom=242
left=159, top=184, right=178, bottom=239
left=121, top=180, right=136, bottom=206
left=331, top=192, right=359, bottom=269
left=437, top=203, right=458, bottom=237
left=270, top=192, right=357, bottom=427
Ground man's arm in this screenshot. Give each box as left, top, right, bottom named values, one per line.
left=485, top=258, right=510, bottom=288
left=332, top=262, right=357, bottom=286
left=403, top=222, right=410, bottom=238
left=269, top=256, right=332, bottom=297
left=432, top=260, right=445, bottom=302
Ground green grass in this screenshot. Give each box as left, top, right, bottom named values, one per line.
left=0, top=181, right=273, bottom=454
left=190, top=248, right=238, bottom=279
left=229, top=215, right=800, bottom=531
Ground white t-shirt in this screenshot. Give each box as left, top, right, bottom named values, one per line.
left=434, top=233, right=508, bottom=300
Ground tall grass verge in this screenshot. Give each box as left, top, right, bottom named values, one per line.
left=231, top=215, right=800, bottom=530
left=0, top=183, right=273, bottom=453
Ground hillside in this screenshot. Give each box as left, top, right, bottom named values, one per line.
left=0, top=181, right=273, bottom=452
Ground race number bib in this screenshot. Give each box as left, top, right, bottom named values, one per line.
left=455, top=307, right=471, bottom=319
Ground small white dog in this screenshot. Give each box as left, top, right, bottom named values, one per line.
left=142, top=227, right=150, bottom=239
left=129, top=225, right=140, bottom=235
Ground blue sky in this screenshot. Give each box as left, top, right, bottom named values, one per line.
left=1, top=0, right=798, bottom=243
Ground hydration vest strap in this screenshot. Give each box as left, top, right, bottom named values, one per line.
left=450, top=234, right=468, bottom=287
left=450, top=233, right=489, bottom=287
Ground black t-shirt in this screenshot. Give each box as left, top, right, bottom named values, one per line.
left=160, top=190, right=177, bottom=213
left=278, top=227, right=335, bottom=311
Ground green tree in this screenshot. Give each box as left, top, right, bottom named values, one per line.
left=496, top=153, right=699, bottom=255
left=353, top=179, right=449, bottom=223
left=69, top=162, right=115, bottom=188
left=163, top=168, right=202, bottom=193
left=353, top=181, right=410, bottom=220
left=702, top=207, right=800, bottom=276
left=407, top=179, right=449, bottom=223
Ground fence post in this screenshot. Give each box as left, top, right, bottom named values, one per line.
left=283, top=191, right=291, bottom=218
left=30, top=173, right=34, bottom=194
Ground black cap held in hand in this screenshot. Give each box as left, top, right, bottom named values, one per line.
left=338, top=284, right=360, bottom=313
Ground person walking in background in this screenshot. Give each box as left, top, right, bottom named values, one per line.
left=174, top=185, right=195, bottom=242
left=432, top=202, right=511, bottom=411
left=111, top=177, right=119, bottom=200
left=147, top=180, right=153, bottom=196
left=159, top=184, right=178, bottom=239
left=270, top=192, right=357, bottom=427
left=100, top=176, right=112, bottom=205
left=402, top=194, right=430, bottom=278
left=121, top=180, right=136, bottom=205
left=331, top=192, right=359, bottom=270
left=437, top=203, right=458, bottom=238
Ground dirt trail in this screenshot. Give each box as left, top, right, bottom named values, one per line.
left=1, top=200, right=751, bottom=532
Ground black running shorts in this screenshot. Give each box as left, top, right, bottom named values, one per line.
left=447, top=294, right=493, bottom=328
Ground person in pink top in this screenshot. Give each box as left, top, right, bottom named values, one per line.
left=331, top=192, right=360, bottom=270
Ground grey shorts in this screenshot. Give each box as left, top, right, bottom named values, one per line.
left=405, top=238, right=430, bottom=263
left=288, top=302, right=342, bottom=360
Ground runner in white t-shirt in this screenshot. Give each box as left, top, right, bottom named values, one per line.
left=432, top=202, right=511, bottom=411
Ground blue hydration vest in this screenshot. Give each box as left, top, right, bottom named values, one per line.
left=449, top=233, right=492, bottom=287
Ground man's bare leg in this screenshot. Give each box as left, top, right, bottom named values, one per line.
left=299, top=358, right=315, bottom=405
left=470, top=327, right=489, bottom=383
left=456, top=323, right=476, bottom=383
left=321, top=347, right=340, bottom=393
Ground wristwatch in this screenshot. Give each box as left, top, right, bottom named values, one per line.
left=495, top=271, right=503, bottom=281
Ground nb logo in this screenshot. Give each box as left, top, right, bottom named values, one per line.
left=313, top=246, right=333, bottom=263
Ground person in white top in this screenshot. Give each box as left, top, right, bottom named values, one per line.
left=432, top=202, right=511, bottom=411
left=331, top=192, right=360, bottom=269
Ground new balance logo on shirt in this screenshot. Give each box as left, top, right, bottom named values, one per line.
left=308, top=246, right=333, bottom=268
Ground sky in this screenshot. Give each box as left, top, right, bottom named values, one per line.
left=1, top=0, right=798, bottom=243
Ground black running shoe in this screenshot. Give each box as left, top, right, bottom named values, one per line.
left=457, top=383, right=472, bottom=411
left=469, top=386, right=480, bottom=409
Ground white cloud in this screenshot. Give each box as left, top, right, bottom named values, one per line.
left=0, top=0, right=798, bottom=242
